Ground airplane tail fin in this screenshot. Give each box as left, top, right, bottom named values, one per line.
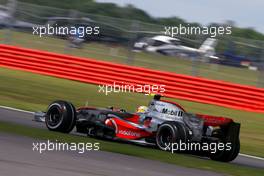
left=199, top=38, right=218, bottom=57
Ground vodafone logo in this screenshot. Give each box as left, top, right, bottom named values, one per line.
left=118, top=130, right=140, bottom=137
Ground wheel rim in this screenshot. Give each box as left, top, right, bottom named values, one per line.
left=46, top=105, right=63, bottom=128
left=158, top=127, right=173, bottom=148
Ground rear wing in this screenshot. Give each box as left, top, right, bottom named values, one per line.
left=197, top=114, right=233, bottom=126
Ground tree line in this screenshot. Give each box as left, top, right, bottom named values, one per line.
left=19, top=0, right=264, bottom=41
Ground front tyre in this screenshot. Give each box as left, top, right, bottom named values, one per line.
left=45, top=100, right=76, bottom=133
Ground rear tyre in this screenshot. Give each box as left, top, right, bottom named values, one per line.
left=45, top=100, right=76, bottom=133
left=156, top=122, right=187, bottom=151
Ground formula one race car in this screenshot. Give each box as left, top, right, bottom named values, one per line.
left=34, top=95, right=240, bottom=162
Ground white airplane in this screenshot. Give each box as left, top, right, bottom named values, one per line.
left=134, top=35, right=218, bottom=58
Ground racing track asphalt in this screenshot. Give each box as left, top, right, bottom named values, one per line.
left=0, top=107, right=263, bottom=176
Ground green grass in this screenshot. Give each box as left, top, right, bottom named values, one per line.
left=0, top=121, right=263, bottom=176
left=0, top=67, right=263, bottom=158
left=0, top=30, right=262, bottom=87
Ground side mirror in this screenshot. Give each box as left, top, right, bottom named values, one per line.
left=154, top=94, right=162, bottom=100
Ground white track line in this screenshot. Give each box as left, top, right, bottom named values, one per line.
left=0, top=105, right=264, bottom=161
left=0, top=105, right=34, bottom=114
left=239, top=153, right=264, bottom=161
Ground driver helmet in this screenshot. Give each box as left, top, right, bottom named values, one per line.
left=137, top=106, right=148, bottom=113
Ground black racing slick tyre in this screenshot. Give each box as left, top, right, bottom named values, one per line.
left=45, top=100, right=76, bottom=133
left=156, top=121, right=187, bottom=151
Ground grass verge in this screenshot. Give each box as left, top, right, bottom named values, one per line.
left=0, top=121, right=263, bottom=176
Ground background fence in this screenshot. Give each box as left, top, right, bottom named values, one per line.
left=0, top=44, right=263, bottom=112
left=0, top=1, right=264, bottom=87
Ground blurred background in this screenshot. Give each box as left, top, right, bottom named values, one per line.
left=0, top=0, right=264, bottom=87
